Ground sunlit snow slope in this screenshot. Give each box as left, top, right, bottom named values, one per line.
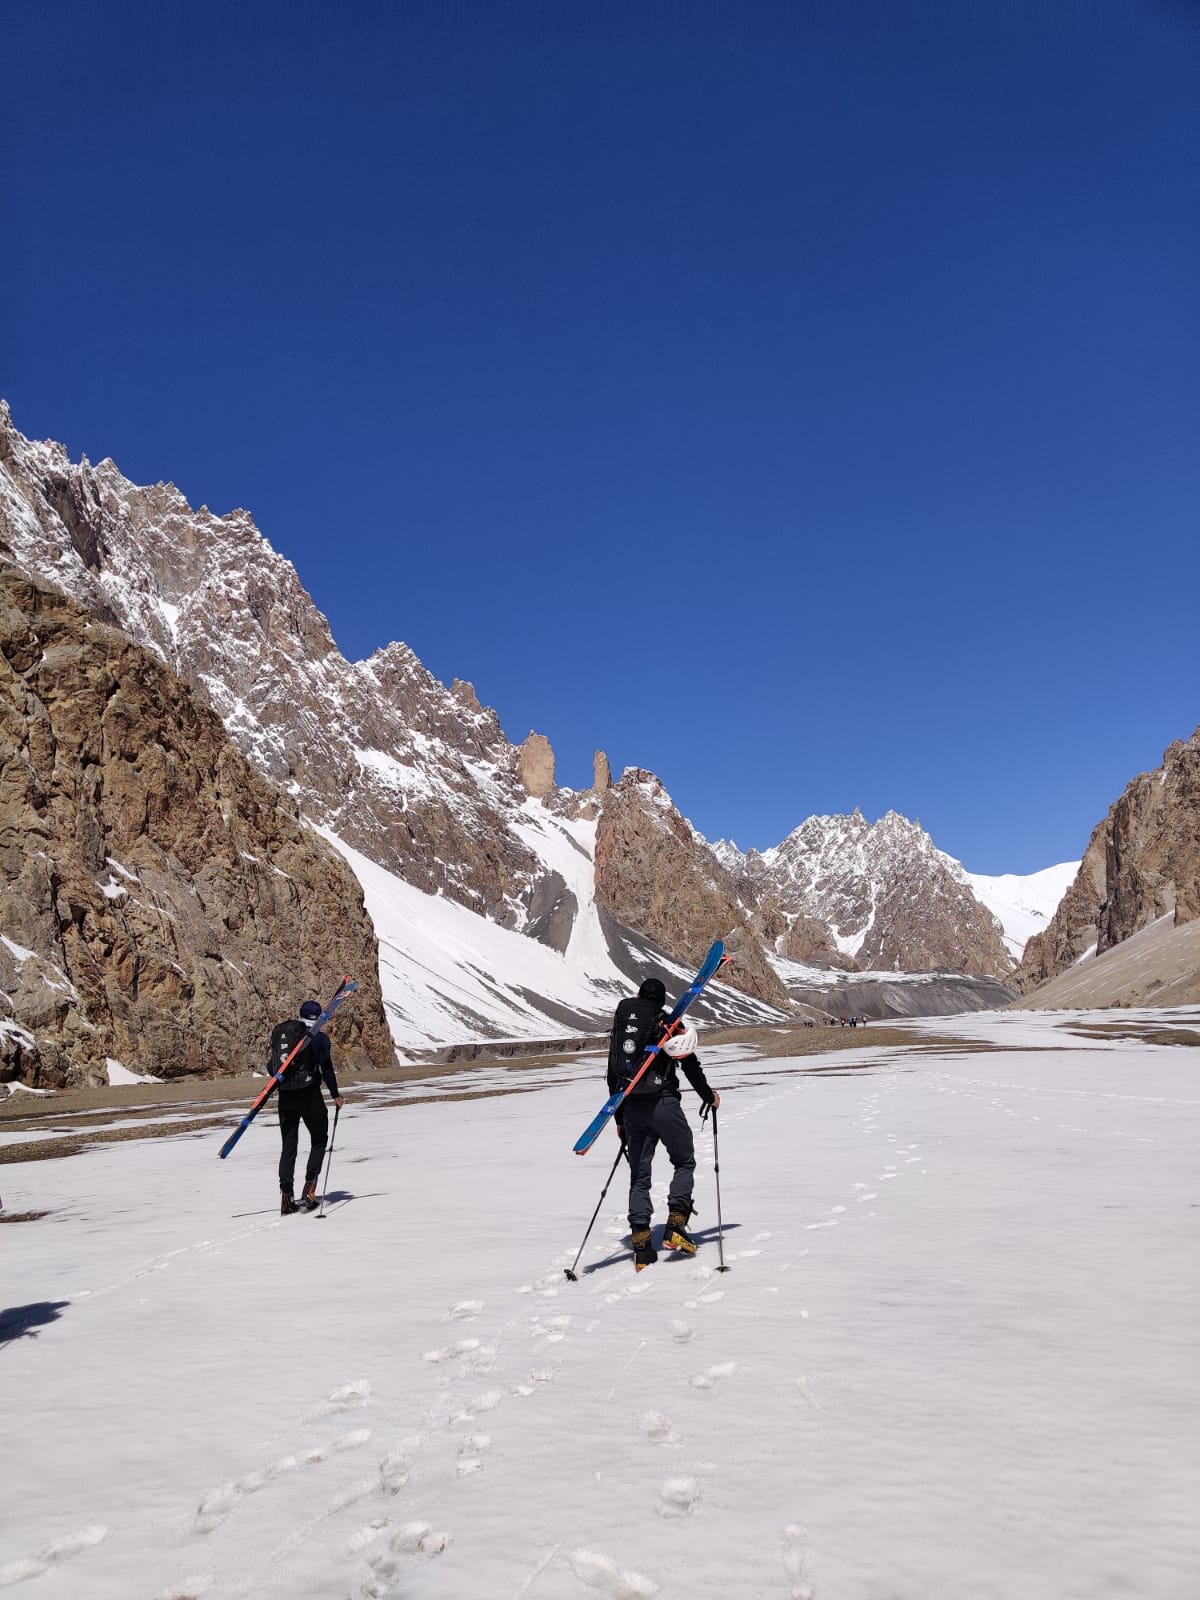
left=958, top=861, right=1080, bottom=959
left=321, top=817, right=785, bottom=1056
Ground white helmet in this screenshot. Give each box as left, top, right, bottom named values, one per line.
left=663, top=1021, right=698, bottom=1058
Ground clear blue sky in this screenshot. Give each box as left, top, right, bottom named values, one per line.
left=3, top=1, right=1197, bottom=873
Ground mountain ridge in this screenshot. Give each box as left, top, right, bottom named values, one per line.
left=2, top=401, right=1112, bottom=1075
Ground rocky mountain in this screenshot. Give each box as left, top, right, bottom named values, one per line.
left=0, top=401, right=550, bottom=924
left=0, top=565, right=392, bottom=1088
left=0, top=403, right=1042, bottom=1055
left=716, top=810, right=1014, bottom=979
left=594, top=770, right=790, bottom=1006
left=1015, top=728, right=1200, bottom=993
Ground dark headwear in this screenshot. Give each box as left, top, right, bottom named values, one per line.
left=637, top=978, right=666, bottom=1006
left=299, top=999, right=323, bottom=1021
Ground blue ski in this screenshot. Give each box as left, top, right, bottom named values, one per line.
left=573, top=942, right=730, bottom=1155
left=218, top=977, right=358, bottom=1159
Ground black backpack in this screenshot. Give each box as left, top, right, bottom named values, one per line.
left=607, top=997, right=669, bottom=1097
left=270, top=1018, right=318, bottom=1092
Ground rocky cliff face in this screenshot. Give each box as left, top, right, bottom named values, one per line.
left=594, top=771, right=790, bottom=1006
left=1015, top=728, right=1200, bottom=992
left=718, top=810, right=1013, bottom=979
left=0, top=403, right=547, bottom=926
left=0, top=565, right=392, bottom=1087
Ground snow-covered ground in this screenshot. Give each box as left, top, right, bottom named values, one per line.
left=2, top=1010, right=1197, bottom=1600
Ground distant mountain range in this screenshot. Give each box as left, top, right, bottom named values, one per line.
left=2, top=402, right=1194, bottom=1084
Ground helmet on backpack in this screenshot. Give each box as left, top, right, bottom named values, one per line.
left=663, top=1021, right=697, bottom=1058
left=298, top=999, right=322, bottom=1022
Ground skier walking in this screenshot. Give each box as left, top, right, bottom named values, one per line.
left=608, top=977, right=720, bottom=1271
left=274, top=998, right=344, bottom=1213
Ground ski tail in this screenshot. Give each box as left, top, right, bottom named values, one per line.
left=218, top=976, right=357, bottom=1160
left=573, top=942, right=730, bottom=1155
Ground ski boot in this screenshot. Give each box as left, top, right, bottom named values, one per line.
left=300, top=1178, right=320, bottom=1212
left=631, top=1224, right=657, bottom=1272
left=662, top=1205, right=697, bottom=1255
left=281, top=1190, right=299, bottom=1215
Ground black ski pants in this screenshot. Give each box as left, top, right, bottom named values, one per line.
left=622, top=1093, right=696, bottom=1228
left=278, top=1086, right=328, bottom=1192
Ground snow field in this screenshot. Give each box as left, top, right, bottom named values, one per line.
left=1, top=1014, right=1197, bottom=1598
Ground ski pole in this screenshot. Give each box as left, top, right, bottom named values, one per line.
left=564, top=1138, right=627, bottom=1281
left=703, top=1104, right=730, bottom=1273
left=315, top=1105, right=341, bottom=1220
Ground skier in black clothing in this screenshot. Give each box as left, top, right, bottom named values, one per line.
left=275, top=998, right=344, bottom=1214
left=608, top=977, right=720, bottom=1271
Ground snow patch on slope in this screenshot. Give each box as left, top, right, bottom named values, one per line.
left=954, top=861, right=1079, bottom=959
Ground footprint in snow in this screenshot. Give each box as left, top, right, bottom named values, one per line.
left=379, top=1438, right=423, bottom=1495
left=534, top=1315, right=571, bottom=1343
left=447, top=1300, right=484, bottom=1321
left=689, top=1361, right=736, bottom=1390
left=346, top=1522, right=389, bottom=1554
left=606, top=1279, right=652, bottom=1302
left=456, top=1434, right=493, bottom=1476
left=657, top=1477, right=700, bottom=1518
left=794, top=1376, right=823, bottom=1413
left=0, top=1525, right=108, bottom=1588
left=569, top=1548, right=659, bottom=1598
left=306, top=1378, right=372, bottom=1420
left=856, top=1192, right=878, bottom=1202
left=154, top=1580, right=214, bottom=1600
left=754, top=1230, right=773, bottom=1240
left=365, top=1522, right=451, bottom=1588
left=668, top=1319, right=693, bottom=1343
left=423, top=1337, right=481, bottom=1363
left=781, top=1522, right=815, bottom=1599
left=638, top=1410, right=679, bottom=1443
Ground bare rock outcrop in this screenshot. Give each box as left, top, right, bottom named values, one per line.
left=1015, top=727, right=1200, bottom=992
left=0, top=565, right=392, bottom=1087
left=517, top=732, right=555, bottom=797
left=594, top=770, right=790, bottom=1007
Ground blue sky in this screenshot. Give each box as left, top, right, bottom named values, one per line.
left=3, top=1, right=1197, bottom=872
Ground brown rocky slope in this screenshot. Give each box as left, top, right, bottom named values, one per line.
left=594, top=770, right=791, bottom=1007
left=1015, top=727, right=1200, bottom=994
left=0, top=565, right=392, bottom=1088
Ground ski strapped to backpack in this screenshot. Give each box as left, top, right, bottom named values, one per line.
left=218, top=976, right=357, bottom=1160
left=573, top=941, right=731, bottom=1155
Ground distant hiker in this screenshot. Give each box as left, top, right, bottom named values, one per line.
left=274, top=998, right=344, bottom=1214
left=607, top=977, right=720, bottom=1271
